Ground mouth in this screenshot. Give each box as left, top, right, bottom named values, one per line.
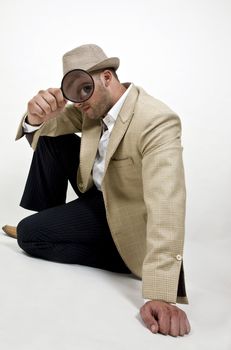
left=82, top=106, right=90, bottom=112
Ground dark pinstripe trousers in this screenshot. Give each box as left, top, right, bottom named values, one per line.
left=17, top=135, right=131, bottom=274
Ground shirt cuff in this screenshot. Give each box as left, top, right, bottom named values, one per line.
left=22, top=115, right=43, bottom=133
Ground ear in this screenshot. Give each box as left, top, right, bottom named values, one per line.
left=101, top=70, right=113, bottom=87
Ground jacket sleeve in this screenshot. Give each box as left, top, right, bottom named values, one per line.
left=15, top=104, right=83, bottom=150
left=140, top=113, right=188, bottom=304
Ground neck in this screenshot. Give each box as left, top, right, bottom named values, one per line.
left=111, top=83, right=127, bottom=105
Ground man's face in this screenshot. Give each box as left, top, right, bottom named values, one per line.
left=74, top=72, right=113, bottom=120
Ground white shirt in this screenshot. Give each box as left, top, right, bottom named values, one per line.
left=93, top=84, right=132, bottom=190
left=23, top=83, right=133, bottom=191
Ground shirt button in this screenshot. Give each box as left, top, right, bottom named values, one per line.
left=176, top=254, right=182, bottom=261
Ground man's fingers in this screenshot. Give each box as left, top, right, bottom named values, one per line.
left=157, top=308, right=171, bottom=335
left=179, top=314, right=187, bottom=336
left=40, top=91, right=58, bottom=112
left=28, top=99, right=42, bottom=116
left=48, top=88, right=66, bottom=108
left=35, top=94, right=53, bottom=115
left=185, top=316, right=191, bottom=334
left=170, top=310, right=180, bottom=337
left=140, top=304, right=159, bottom=333
left=178, top=309, right=191, bottom=336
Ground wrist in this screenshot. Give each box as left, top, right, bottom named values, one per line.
left=25, top=115, right=42, bottom=126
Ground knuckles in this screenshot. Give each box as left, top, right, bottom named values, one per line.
left=170, top=309, right=180, bottom=318
left=48, top=87, right=59, bottom=93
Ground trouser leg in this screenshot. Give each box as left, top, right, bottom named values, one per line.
left=17, top=188, right=131, bottom=273
left=20, top=134, right=82, bottom=212
left=17, top=135, right=131, bottom=274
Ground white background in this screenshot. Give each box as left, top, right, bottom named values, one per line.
left=0, top=0, right=231, bottom=349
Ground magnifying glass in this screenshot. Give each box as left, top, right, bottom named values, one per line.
left=61, top=69, right=95, bottom=103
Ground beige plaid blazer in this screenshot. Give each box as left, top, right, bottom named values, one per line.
left=16, top=85, right=188, bottom=304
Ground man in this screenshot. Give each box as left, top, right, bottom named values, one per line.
left=3, top=44, right=190, bottom=336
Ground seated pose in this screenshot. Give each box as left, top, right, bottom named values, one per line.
left=3, top=44, right=190, bottom=337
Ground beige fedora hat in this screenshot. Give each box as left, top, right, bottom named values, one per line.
left=62, top=44, right=120, bottom=75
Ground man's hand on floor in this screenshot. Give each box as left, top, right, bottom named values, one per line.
left=140, top=300, right=191, bottom=337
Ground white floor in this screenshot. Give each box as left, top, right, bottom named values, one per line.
left=0, top=228, right=230, bottom=350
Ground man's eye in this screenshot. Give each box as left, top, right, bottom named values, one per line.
left=84, top=85, right=92, bottom=92
left=82, top=84, right=92, bottom=95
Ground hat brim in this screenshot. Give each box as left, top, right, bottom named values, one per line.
left=86, top=57, right=120, bottom=73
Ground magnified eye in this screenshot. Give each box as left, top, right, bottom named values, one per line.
left=61, top=69, right=95, bottom=102
left=80, top=84, right=93, bottom=98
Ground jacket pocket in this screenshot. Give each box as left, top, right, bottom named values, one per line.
left=110, top=157, right=133, bottom=168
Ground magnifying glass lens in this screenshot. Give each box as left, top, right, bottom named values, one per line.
left=61, top=69, right=94, bottom=103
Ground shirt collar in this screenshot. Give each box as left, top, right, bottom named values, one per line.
left=103, top=83, right=133, bottom=130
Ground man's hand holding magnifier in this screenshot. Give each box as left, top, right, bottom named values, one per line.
left=26, top=69, right=95, bottom=126
left=26, top=88, right=67, bottom=126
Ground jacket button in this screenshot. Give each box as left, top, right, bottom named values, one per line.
left=176, top=254, right=182, bottom=261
